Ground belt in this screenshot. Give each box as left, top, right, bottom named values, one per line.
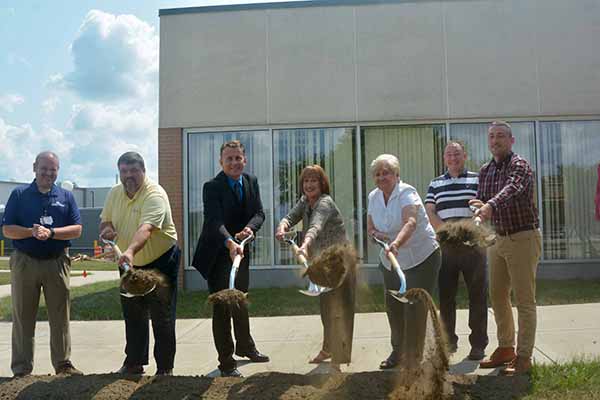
left=496, top=224, right=539, bottom=237
left=20, top=249, right=65, bottom=260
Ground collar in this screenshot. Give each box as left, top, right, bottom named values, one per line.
left=30, top=180, right=57, bottom=196
left=444, top=169, right=469, bottom=179
left=226, top=175, right=243, bottom=188
left=123, top=177, right=149, bottom=202
left=379, top=181, right=402, bottom=202
left=491, top=152, right=514, bottom=169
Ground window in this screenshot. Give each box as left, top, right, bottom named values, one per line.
left=361, top=125, right=446, bottom=264
left=187, top=130, right=272, bottom=266
left=539, top=121, right=600, bottom=260
left=273, top=127, right=357, bottom=265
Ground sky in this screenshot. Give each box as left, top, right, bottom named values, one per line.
left=0, top=0, right=295, bottom=188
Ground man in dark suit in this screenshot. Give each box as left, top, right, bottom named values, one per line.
left=192, top=140, right=269, bottom=377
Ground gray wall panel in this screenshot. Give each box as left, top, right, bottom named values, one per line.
left=160, top=12, right=268, bottom=128
left=356, top=2, right=446, bottom=120
left=445, top=0, right=539, bottom=117
left=268, top=7, right=356, bottom=123
left=536, top=0, right=600, bottom=115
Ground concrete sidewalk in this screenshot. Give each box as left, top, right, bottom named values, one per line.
left=0, top=270, right=119, bottom=297
left=0, top=303, right=599, bottom=377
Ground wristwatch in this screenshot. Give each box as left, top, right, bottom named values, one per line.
left=49, top=227, right=55, bottom=239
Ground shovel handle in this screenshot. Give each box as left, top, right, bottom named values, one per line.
left=290, top=243, right=308, bottom=266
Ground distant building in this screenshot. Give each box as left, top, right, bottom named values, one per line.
left=0, top=180, right=110, bottom=209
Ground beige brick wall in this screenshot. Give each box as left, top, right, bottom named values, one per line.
left=158, top=128, right=184, bottom=289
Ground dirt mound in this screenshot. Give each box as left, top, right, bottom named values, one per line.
left=0, top=372, right=532, bottom=400
left=304, top=244, right=357, bottom=289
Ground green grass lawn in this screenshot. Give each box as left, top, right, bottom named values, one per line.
left=1, top=278, right=600, bottom=321
left=0, top=258, right=115, bottom=271
left=0, top=271, right=88, bottom=285
left=525, top=358, right=600, bottom=399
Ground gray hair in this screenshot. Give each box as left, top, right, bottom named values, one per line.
left=489, top=120, right=513, bottom=136
left=370, top=154, right=400, bottom=177
left=117, top=152, right=145, bottom=171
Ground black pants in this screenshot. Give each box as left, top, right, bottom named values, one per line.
left=438, top=243, right=488, bottom=350
left=121, top=245, right=180, bottom=371
left=381, top=247, right=441, bottom=364
left=207, top=250, right=256, bottom=372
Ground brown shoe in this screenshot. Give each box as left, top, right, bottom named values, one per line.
left=479, top=347, right=516, bottom=369
left=500, top=356, right=532, bottom=375
left=56, top=362, right=84, bottom=376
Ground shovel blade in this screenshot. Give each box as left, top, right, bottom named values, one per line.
left=299, top=289, right=321, bottom=297
left=120, top=284, right=157, bottom=298
left=388, top=290, right=411, bottom=304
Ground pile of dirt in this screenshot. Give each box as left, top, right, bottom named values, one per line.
left=304, top=244, right=357, bottom=289
left=207, top=289, right=248, bottom=306
left=0, top=371, right=532, bottom=400
left=121, top=268, right=166, bottom=296
left=436, top=219, right=495, bottom=248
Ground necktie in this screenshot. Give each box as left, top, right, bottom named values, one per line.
left=234, top=181, right=242, bottom=201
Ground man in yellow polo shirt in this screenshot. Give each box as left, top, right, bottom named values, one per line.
left=99, top=152, right=180, bottom=376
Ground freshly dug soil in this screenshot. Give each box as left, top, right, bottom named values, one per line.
left=0, top=371, right=532, bottom=400
left=121, top=268, right=166, bottom=296
left=436, top=220, right=495, bottom=248
left=207, top=289, right=248, bottom=306
left=305, top=244, right=357, bottom=289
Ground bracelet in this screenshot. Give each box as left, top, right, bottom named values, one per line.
left=49, top=227, right=56, bottom=239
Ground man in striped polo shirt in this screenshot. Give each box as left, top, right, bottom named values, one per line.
left=425, top=141, right=488, bottom=361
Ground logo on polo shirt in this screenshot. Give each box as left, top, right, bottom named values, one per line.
left=52, top=201, right=66, bottom=208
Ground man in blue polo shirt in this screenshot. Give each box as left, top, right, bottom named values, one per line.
left=425, top=141, right=488, bottom=361
left=1, top=151, right=83, bottom=378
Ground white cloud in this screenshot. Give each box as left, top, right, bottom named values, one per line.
left=6, top=53, right=31, bottom=69
left=50, top=9, right=158, bottom=102
left=35, top=10, right=160, bottom=186
left=0, top=94, right=25, bottom=113
left=42, top=96, right=60, bottom=114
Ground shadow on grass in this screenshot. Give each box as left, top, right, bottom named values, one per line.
left=452, top=375, right=532, bottom=400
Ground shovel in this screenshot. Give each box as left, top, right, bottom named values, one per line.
left=371, top=235, right=411, bottom=304
left=281, top=232, right=333, bottom=297
left=100, top=237, right=156, bottom=298
left=229, top=233, right=254, bottom=291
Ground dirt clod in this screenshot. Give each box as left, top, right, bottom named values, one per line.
left=436, top=219, right=495, bottom=248
left=121, top=268, right=167, bottom=296
left=207, top=289, right=248, bottom=306
left=304, top=244, right=357, bottom=289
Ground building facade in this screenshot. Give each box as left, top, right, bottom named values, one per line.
left=158, top=0, right=600, bottom=290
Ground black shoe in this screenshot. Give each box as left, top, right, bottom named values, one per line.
left=379, top=354, right=398, bottom=370
left=220, top=368, right=243, bottom=377
left=116, top=364, right=144, bottom=375
left=12, top=372, right=31, bottom=379
left=467, top=347, right=485, bottom=361
left=155, top=369, right=173, bottom=376
left=235, top=349, right=270, bottom=363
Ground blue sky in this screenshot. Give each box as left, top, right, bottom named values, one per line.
left=0, top=0, right=292, bottom=187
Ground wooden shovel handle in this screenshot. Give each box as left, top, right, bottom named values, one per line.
left=232, top=253, right=243, bottom=270
left=386, top=250, right=401, bottom=271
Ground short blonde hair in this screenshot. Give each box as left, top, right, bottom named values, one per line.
left=370, top=154, right=400, bottom=177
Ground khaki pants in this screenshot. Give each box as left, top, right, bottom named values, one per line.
left=488, top=229, right=541, bottom=358
left=10, top=250, right=72, bottom=375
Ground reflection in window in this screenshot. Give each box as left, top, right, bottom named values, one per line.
left=540, top=121, right=600, bottom=260
left=450, top=122, right=537, bottom=174
left=361, top=125, right=446, bottom=264
left=273, top=127, right=357, bottom=265
left=187, top=130, right=272, bottom=266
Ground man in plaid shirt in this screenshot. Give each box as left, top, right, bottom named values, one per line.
left=470, top=121, right=542, bottom=375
